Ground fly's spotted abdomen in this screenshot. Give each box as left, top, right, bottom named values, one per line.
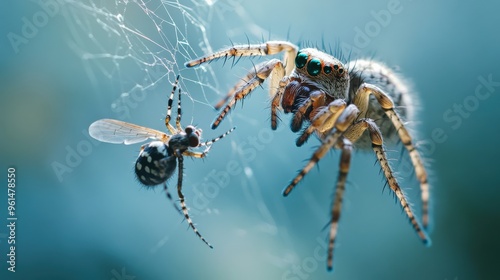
left=135, top=141, right=176, bottom=186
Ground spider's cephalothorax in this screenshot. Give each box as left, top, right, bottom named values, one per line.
left=89, top=75, right=235, bottom=249
left=282, top=48, right=350, bottom=133
left=186, top=40, right=431, bottom=271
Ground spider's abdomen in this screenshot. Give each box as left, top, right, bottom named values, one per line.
left=135, top=141, right=176, bottom=186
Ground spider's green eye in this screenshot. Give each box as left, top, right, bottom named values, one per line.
left=307, top=58, right=322, bottom=76
left=324, top=65, right=333, bottom=74
left=295, top=52, right=308, bottom=68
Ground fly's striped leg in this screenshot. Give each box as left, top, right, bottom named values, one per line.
left=176, top=86, right=182, bottom=130
left=211, top=59, right=284, bottom=129
left=200, top=127, right=236, bottom=147
left=163, top=182, right=181, bottom=214
left=185, top=41, right=297, bottom=75
left=182, top=127, right=235, bottom=159
left=165, top=75, right=180, bottom=134
left=327, top=137, right=352, bottom=271
left=176, top=154, right=213, bottom=248
left=353, top=83, right=430, bottom=228
left=283, top=105, right=359, bottom=196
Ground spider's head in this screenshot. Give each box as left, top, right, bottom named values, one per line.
left=185, top=125, right=201, bottom=147
left=294, top=48, right=350, bottom=99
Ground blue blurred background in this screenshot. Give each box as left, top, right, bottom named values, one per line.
left=1, top=0, right=499, bottom=279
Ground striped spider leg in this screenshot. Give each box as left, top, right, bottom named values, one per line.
left=186, top=42, right=431, bottom=270
left=89, top=75, right=235, bottom=248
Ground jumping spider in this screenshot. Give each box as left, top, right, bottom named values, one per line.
left=186, top=40, right=431, bottom=270
left=89, top=75, right=235, bottom=248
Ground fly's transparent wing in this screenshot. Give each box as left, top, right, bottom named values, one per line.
left=89, top=119, right=169, bottom=145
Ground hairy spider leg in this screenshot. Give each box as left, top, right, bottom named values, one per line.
left=352, top=83, right=430, bottom=228
left=210, top=60, right=285, bottom=129
left=185, top=41, right=298, bottom=129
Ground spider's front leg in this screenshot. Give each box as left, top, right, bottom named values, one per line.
left=185, top=41, right=298, bottom=129
left=327, top=137, right=352, bottom=271
left=282, top=105, right=359, bottom=271
left=185, top=41, right=297, bottom=74
left=283, top=104, right=360, bottom=196
left=209, top=59, right=286, bottom=129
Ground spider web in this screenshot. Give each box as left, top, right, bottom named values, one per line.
left=61, top=0, right=220, bottom=113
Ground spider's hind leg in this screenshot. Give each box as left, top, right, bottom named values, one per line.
left=344, top=118, right=431, bottom=245
left=351, top=82, right=430, bottom=228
